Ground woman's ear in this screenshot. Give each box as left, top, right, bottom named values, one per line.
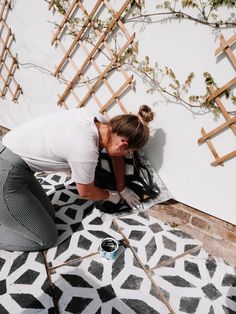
left=118, top=138, right=128, bottom=150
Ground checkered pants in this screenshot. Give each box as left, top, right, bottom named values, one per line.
left=0, top=142, right=57, bottom=251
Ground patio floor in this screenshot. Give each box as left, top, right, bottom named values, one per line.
left=0, top=172, right=236, bottom=314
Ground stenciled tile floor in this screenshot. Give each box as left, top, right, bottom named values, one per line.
left=0, top=169, right=236, bottom=314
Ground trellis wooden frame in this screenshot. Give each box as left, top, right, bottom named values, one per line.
left=215, top=33, right=236, bottom=69
left=76, top=1, right=135, bottom=112
left=198, top=118, right=236, bottom=167
left=198, top=34, right=236, bottom=166
left=207, top=85, right=236, bottom=136
left=207, top=77, right=236, bottom=103
left=56, top=0, right=131, bottom=100
left=56, top=39, right=109, bottom=116
left=0, top=0, right=22, bottom=101
left=50, top=0, right=136, bottom=114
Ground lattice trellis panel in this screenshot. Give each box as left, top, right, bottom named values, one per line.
left=215, top=33, right=236, bottom=70
left=0, top=0, right=22, bottom=101
left=49, top=0, right=137, bottom=116
left=198, top=33, right=236, bottom=166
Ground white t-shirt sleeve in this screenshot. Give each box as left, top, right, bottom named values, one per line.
left=65, top=113, right=100, bottom=184
left=69, top=160, right=97, bottom=184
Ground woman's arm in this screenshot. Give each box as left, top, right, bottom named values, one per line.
left=111, top=156, right=141, bottom=209
left=111, top=156, right=125, bottom=192
left=76, top=182, right=109, bottom=200
left=76, top=182, right=120, bottom=204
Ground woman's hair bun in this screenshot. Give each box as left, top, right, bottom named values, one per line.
left=138, top=104, right=154, bottom=124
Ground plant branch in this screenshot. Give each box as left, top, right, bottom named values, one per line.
left=125, top=11, right=236, bottom=28
left=122, top=62, right=202, bottom=109
left=18, top=61, right=116, bottom=86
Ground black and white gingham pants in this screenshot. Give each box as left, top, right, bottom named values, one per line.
left=0, top=142, right=57, bottom=251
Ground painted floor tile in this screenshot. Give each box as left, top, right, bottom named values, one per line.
left=0, top=250, right=54, bottom=313
left=0, top=171, right=233, bottom=314
left=50, top=248, right=170, bottom=314
left=115, top=212, right=202, bottom=270
left=151, top=247, right=236, bottom=314
left=37, top=171, right=73, bottom=196
left=38, top=158, right=173, bottom=267
left=46, top=208, right=125, bottom=267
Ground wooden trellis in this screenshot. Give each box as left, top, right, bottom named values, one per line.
left=198, top=33, right=236, bottom=166
left=49, top=0, right=136, bottom=115
left=0, top=0, right=22, bottom=101
left=215, top=33, right=236, bottom=70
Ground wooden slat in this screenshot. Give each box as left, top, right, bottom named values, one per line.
left=211, top=150, right=236, bottom=166
left=99, top=75, right=133, bottom=113
left=0, top=72, right=14, bottom=98
left=0, top=72, right=7, bottom=97
left=79, top=2, right=132, bottom=82
left=218, top=35, right=236, bottom=69
left=57, top=93, right=69, bottom=109
left=48, top=0, right=54, bottom=11
left=103, top=0, right=134, bottom=45
left=207, top=77, right=236, bottom=103
left=78, top=38, right=132, bottom=112
left=12, top=84, right=22, bottom=101
left=225, top=47, right=236, bottom=70
left=57, top=69, right=82, bottom=105
left=198, top=117, right=236, bottom=144
left=0, top=1, right=22, bottom=101
left=51, top=0, right=79, bottom=45
left=56, top=40, right=105, bottom=110
left=208, top=86, right=236, bottom=136
left=0, top=0, right=8, bottom=21
left=200, top=128, right=223, bottom=166
left=57, top=0, right=132, bottom=103
left=215, top=33, right=236, bottom=56
left=0, top=57, right=19, bottom=88
left=54, top=0, right=103, bottom=76
left=0, top=16, right=11, bottom=35
left=0, top=29, right=15, bottom=61
left=0, top=28, right=12, bottom=62
left=67, top=32, right=135, bottom=107
left=1, top=58, right=16, bottom=96
left=134, top=0, right=142, bottom=7
left=208, top=86, right=230, bottom=119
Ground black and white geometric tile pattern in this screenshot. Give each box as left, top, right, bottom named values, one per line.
left=115, top=213, right=202, bottom=270
left=0, top=251, right=54, bottom=313
left=50, top=249, right=170, bottom=314
left=152, top=248, right=236, bottom=314
left=0, top=169, right=235, bottom=313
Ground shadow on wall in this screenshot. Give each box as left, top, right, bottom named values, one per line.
left=143, top=128, right=166, bottom=172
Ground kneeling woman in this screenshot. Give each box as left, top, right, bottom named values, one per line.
left=0, top=105, right=154, bottom=251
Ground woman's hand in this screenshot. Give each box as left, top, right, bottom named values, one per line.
left=106, top=190, right=121, bottom=204
left=120, top=187, right=141, bottom=209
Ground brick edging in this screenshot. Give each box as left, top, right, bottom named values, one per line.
left=148, top=199, right=236, bottom=266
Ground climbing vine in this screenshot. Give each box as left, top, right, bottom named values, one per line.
left=128, top=0, right=236, bottom=28
left=50, top=0, right=236, bottom=115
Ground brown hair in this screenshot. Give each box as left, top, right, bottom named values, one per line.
left=110, top=105, right=155, bottom=150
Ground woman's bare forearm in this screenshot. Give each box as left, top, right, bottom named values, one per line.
left=76, top=182, right=109, bottom=200
left=111, top=156, right=125, bottom=192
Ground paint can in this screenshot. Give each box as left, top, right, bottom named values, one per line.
left=99, top=237, right=124, bottom=260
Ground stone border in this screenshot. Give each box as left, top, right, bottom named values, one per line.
left=148, top=199, right=236, bottom=266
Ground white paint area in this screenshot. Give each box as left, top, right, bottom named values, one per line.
left=0, top=1, right=235, bottom=223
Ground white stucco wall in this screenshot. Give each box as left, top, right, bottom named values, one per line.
left=0, top=1, right=235, bottom=223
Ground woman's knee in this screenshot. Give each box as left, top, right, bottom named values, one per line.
left=40, top=222, right=58, bottom=250
left=0, top=222, right=58, bottom=252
